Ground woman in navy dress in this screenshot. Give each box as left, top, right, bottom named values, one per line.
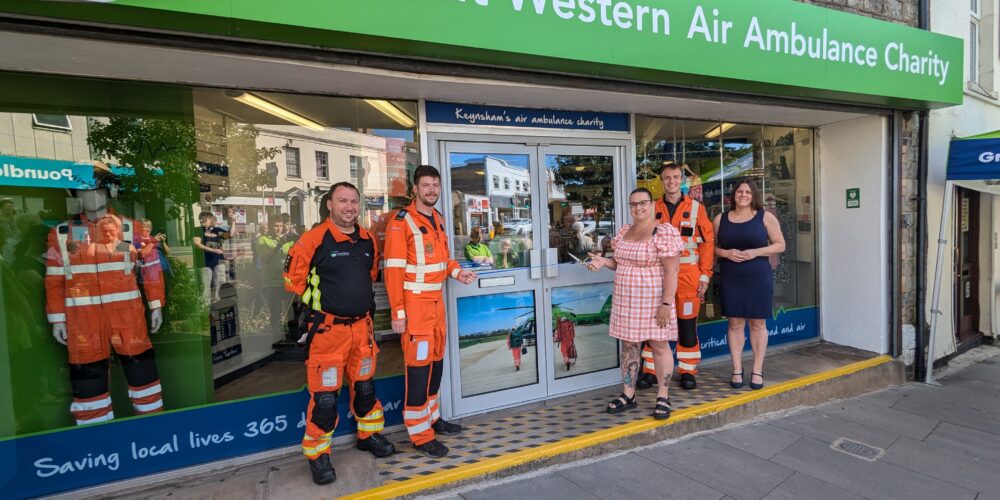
left=713, top=180, right=785, bottom=390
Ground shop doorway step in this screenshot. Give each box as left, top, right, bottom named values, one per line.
left=83, top=342, right=902, bottom=500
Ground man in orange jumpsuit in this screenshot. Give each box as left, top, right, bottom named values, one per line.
left=639, top=163, right=715, bottom=391
left=384, top=165, right=476, bottom=458
left=284, top=182, right=396, bottom=485
left=46, top=187, right=166, bottom=426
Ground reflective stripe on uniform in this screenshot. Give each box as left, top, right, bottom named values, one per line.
left=302, top=439, right=332, bottom=456
left=404, top=406, right=433, bottom=421
left=640, top=350, right=654, bottom=359
left=128, top=383, right=162, bottom=399
left=404, top=281, right=442, bottom=293
left=677, top=361, right=697, bottom=371
left=133, top=400, right=163, bottom=413
left=47, top=313, right=66, bottom=323
left=46, top=262, right=134, bottom=275
left=406, top=419, right=432, bottom=436
left=679, top=254, right=699, bottom=265
left=357, top=421, right=384, bottom=432
left=70, top=396, right=112, bottom=412
left=405, top=262, right=447, bottom=273
left=384, top=258, right=407, bottom=268
left=450, top=268, right=461, bottom=279
left=76, top=412, right=114, bottom=425
left=676, top=351, right=701, bottom=360
left=56, top=223, right=72, bottom=279
left=401, top=213, right=427, bottom=281
left=148, top=300, right=162, bottom=309
left=396, top=310, right=406, bottom=319
left=680, top=200, right=701, bottom=266
left=64, top=290, right=141, bottom=307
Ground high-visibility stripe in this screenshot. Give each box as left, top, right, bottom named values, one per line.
left=302, top=439, right=332, bottom=456
left=406, top=262, right=447, bottom=273
left=404, top=281, right=442, bottom=293
left=128, top=383, right=162, bottom=399
left=65, top=290, right=141, bottom=307
left=430, top=406, right=441, bottom=422
left=679, top=255, right=699, bottom=265
left=404, top=406, right=433, bottom=421
left=141, top=260, right=160, bottom=268
left=402, top=214, right=427, bottom=281
left=385, top=258, right=407, bottom=268
left=133, top=399, right=163, bottom=413
left=148, top=300, right=162, bottom=309
left=677, top=361, right=697, bottom=371
left=46, top=261, right=133, bottom=276
left=70, top=397, right=112, bottom=412
left=47, top=313, right=66, bottom=323
left=357, top=421, right=384, bottom=432
left=396, top=310, right=406, bottom=319
left=361, top=410, right=384, bottom=421
left=676, top=351, right=701, bottom=360
left=406, top=419, right=432, bottom=436
left=450, top=268, right=461, bottom=279
left=640, top=350, right=654, bottom=359
left=76, top=412, right=114, bottom=425
left=57, top=224, right=72, bottom=279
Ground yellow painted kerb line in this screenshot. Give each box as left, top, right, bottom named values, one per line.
left=342, top=355, right=892, bottom=500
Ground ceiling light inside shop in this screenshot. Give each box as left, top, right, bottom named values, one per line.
left=228, top=91, right=325, bottom=132
left=575, top=166, right=586, bottom=171
left=364, top=99, right=416, bottom=128
left=704, top=123, right=735, bottom=139
left=475, top=170, right=485, bottom=176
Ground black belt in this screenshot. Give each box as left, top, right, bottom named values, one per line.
left=331, top=315, right=366, bottom=326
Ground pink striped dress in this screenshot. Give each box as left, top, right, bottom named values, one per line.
left=608, top=224, right=684, bottom=342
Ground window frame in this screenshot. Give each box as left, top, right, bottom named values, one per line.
left=31, top=113, right=72, bottom=132
left=315, top=150, right=329, bottom=180
left=285, top=146, right=301, bottom=178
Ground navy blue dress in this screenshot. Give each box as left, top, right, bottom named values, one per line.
left=718, top=210, right=773, bottom=319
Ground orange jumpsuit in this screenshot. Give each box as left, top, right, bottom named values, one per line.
left=383, top=203, right=462, bottom=446
left=284, top=221, right=385, bottom=460
left=45, top=213, right=166, bottom=425
left=555, top=318, right=576, bottom=365
left=641, top=195, right=715, bottom=377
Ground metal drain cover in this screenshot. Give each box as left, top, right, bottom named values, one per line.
left=831, top=438, right=884, bottom=461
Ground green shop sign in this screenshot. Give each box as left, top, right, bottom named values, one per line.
left=3, top=0, right=963, bottom=108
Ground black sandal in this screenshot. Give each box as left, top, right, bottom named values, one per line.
left=653, top=396, right=672, bottom=420
left=606, top=393, right=637, bottom=414
left=750, top=372, right=764, bottom=390
left=730, top=370, right=745, bottom=389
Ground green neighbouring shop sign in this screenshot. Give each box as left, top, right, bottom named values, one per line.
left=1, top=0, right=963, bottom=108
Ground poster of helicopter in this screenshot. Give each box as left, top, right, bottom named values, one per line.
left=456, top=290, right=539, bottom=398
left=550, top=283, right=618, bottom=379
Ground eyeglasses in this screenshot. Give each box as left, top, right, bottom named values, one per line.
left=628, top=200, right=653, bottom=208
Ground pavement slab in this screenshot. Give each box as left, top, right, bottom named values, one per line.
left=881, top=436, right=1000, bottom=495
left=459, top=474, right=599, bottom=500
left=706, top=423, right=802, bottom=460
left=767, top=410, right=903, bottom=449
left=638, top=437, right=794, bottom=500
left=556, top=452, right=726, bottom=500
left=814, top=400, right=939, bottom=440
left=924, top=422, right=1000, bottom=464
left=761, top=472, right=866, bottom=500
left=770, top=436, right=977, bottom=500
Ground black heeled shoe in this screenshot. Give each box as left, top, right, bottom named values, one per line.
left=730, top=370, right=745, bottom=389
left=750, top=372, right=764, bottom=390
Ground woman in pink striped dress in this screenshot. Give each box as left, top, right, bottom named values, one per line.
left=587, top=188, right=683, bottom=420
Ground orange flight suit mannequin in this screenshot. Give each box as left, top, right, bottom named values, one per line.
left=641, top=195, right=715, bottom=380
left=283, top=220, right=387, bottom=461
left=45, top=213, right=166, bottom=425
left=382, top=202, right=461, bottom=446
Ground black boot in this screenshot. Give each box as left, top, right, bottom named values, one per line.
left=680, top=373, right=697, bottom=390
left=356, top=433, right=396, bottom=458
left=415, top=439, right=449, bottom=458
left=432, top=418, right=462, bottom=436
left=636, top=373, right=657, bottom=390
left=308, top=454, right=336, bottom=485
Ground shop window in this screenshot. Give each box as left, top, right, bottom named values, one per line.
left=285, top=146, right=300, bottom=177
left=315, top=150, right=329, bottom=179
left=0, top=77, right=420, bottom=449
left=635, top=116, right=817, bottom=355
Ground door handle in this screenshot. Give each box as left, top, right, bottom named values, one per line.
left=545, top=248, right=559, bottom=278
left=530, top=249, right=541, bottom=279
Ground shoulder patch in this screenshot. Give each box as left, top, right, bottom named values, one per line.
left=395, top=209, right=408, bottom=220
